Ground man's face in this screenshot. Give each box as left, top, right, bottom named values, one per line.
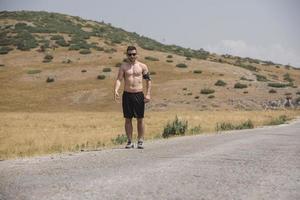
left=127, top=50, right=137, bottom=63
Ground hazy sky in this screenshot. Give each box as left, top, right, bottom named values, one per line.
left=1, top=0, right=300, bottom=67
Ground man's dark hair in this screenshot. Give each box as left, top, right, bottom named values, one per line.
left=127, top=46, right=137, bottom=53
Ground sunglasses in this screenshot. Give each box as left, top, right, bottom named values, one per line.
left=127, top=53, right=137, bottom=56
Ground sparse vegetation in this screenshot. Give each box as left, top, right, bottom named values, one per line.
left=162, top=116, right=188, bottom=138
left=167, top=55, right=173, bottom=58
left=215, top=80, right=226, bottom=86
left=0, top=46, right=13, bottom=54
left=201, top=88, right=215, bottom=95
left=216, top=120, right=254, bottom=132
left=269, top=89, right=277, bottom=93
left=255, top=74, right=268, bottom=82
left=234, top=83, right=247, bottom=89
left=208, top=95, right=215, bottom=99
left=176, top=63, right=188, bottom=68
left=43, top=54, right=53, bottom=63
left=283, top=73, right=294, bottom=83
left=266, top=115, right=288, bottom=125
left=27, top=69, right=42, bottom=74
left=115, top=62, right=122, bottom=67
left=145, top=56, right=159, bottom=61
left=111, top=134, right=127, bottom=145
left=79, top=49, right=91, bottom=54
left=102, top=67, right=111, bottom=72
left=166, top=60, right=173, bottom=63
left=97, top=75, right=106, bottom=80
left=268, top=82, right=291, bottom=88
left=193, top=70, right=202, bottom=74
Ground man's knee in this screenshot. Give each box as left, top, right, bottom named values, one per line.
left=137, top=118, right=144, bottom=123
left=125, top=118, right=132, bottom=123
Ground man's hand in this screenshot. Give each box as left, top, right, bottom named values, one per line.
left=144, top=94, right=151, bottom=103
left=114, top=91, right=120, bottom=102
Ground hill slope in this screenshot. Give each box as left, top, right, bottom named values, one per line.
left=0, top=11, right=300, bottom=112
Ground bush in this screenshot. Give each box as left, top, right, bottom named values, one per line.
left=215, top=80, right=226, bottom=86
left=296, top=91, right=300, bottom=95
left=111, top=134, right=127, bottom=145
left=103, top=67, right=111, bottom=72
left=43, top=54, right=53, bottom=63
left=50, top=35, right=64, bottom=40
left=27, top=69, right=42, bottom=74
left=115, top=62, right=122, bottom=67
left=216, top=120, right=254, bottom=131
left=268, top=82, right=291, bottom=88
left=162, top=116, right=188, bottom=138
left=186, top=57, right=191, bottom=60
left=266, top=115, right=288, bottom=125
left=0, top=46, right=13, bottom=54
left=97, top=75, right=106, bottom=80
left=193, top=70, right=202, bottom=74
left=166, top=60, right=173, bottom=63
left=283, top=73, right=294, bottom=83
left=145, top=56, right=159, bottom=61
left=46, top=76, right=55, bottom=83
left=189, top=125, right=201, bottom=135
left=255, top=74, right=268, bottom=82
left=234, top=83, right=247, bottom=89
left=176, top=63, right=188, bottom=68
left=167, top=55, right=173, bottom=58
left=200, top=88, right=215, bottom=94
left=79, top=49, right=91, bottom=54
left=208, top=95, right=215, bottom=99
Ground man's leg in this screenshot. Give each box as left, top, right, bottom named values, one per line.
left=125, top=118, right=133, bottom=142
left=137, top=118, right=144, bottom=149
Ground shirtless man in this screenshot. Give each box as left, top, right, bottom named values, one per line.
left=114, top=46, right=151, bottom=149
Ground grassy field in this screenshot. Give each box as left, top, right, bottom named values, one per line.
left=1, top=110, right=299, bottom=160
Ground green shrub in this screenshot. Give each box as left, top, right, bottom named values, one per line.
left=167, top=55, right=173, bottom=58
left=166, top=60, right=173, bottom=63
left=176, top=63, right=188, bottom=68
left=186, top=57, right=191, bottom=60
left=266, top=115, right=288, bottom=125
left=27, top=69, right=42, bottom=74
left=255, top=74, right=268, bottom=82
left=189, top=125, right=201, bottom=135
left=162, top=116, right=188, bottom=138
left=102, top=67, right=111, bottom=72
left=0, top=46, right=13, bottom=54
left=79, top=49, right=91, bottom=54
left=97, top=74, right=106, bottom=80
left=283, top=73, right=294, bottom=82
left=115, top=62, right=122, bottom=67
left=234, top=83, right=248, bottom=89
left=215, top=80, right=226, bottom=86
left=240, top=77, right=253, bottom=81
left=111, top=134, right=127, bottom=145
left=55, top=39, right=69, bottom=47
left=145, top=56, right=159, bottom=61
left=216, top=120, right=254, bottom=131
left=46, top=76, right=55, bottom=83
left=50, top=35, right=64, bottom=40
left=200, top=88, right=215, bottom=94
left=193, top=70, right=202, bottom=74
left=268, top=82, right=291, bottom=88
left=43, top=54, right=53, bottom=63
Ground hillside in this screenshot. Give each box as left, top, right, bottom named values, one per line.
left=0, top=11, right=300, bottom=112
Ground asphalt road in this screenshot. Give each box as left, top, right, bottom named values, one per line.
left=1, top=120, right=300, bottom=200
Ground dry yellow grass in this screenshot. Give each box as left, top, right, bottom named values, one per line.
left=1, top=110, right=299, bottom=160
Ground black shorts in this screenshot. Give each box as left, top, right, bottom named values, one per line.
left=122, top=91, right=145, bottom=119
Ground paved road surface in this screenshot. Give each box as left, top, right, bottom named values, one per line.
left=1, top=120, right=300, bottom=200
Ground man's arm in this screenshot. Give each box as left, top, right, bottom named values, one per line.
left=114, top=66, right=124, bottom=101
left=143, top=64, right=151, bottom=103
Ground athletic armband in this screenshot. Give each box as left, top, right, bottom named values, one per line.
left=143, top=72, right=151, bottom=80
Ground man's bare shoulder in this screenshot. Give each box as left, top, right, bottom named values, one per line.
left=137, top=61, right=148, bottom=69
